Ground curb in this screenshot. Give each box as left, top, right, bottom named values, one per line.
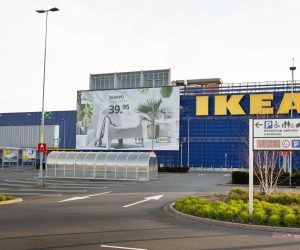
left=165, top=202, right=300, bottom=234
left=0, top=198, right=23, bottom=205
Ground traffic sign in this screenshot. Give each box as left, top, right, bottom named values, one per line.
left=37, top=143, right=47, bottom=152
left=280, top=151, right=291, bottom=156
left=253, top=118, right=300, bottom=138
left=253, top=118, right=300, bottom=150
left=44, top=112, right=52, bottom=120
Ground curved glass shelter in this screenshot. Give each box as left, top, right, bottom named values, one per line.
left=46, top=151, right=158, bottom=181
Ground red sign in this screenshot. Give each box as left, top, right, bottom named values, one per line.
left=37, top=143, right=47, bottom=152
left=280, top=151, right=291, bottom=156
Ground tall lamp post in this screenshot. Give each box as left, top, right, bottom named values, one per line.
left=187, top=116, right=190, bottom=168
left=36, top=7, right=59, bottom=179
left=289, top=58, right=296, bottom=187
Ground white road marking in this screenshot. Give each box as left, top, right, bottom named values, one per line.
left=0, top=188, right=88, bottom=193
left=58, top=191, right=111, bottom=202
left=197, top=174, right=206, bottom=176
left=101, top=245, right=147, bottom=250
left=224, top=174, right=231, bottom=176
left=5, top=180, right=35, bottom=184
left=1, top=193, right=62, bottom=196
left=0, top=183, right=26, bottom=187
left=123, top=195, right=163, bottom=208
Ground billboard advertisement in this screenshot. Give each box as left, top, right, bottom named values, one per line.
left=76, top=87, right=180, bottom=150
left=22, top=148, right=36, bottom=161
left=3, top=149, right=18, bottom=162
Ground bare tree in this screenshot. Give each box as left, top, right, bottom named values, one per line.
left=254, top=150, right=283, bottom=195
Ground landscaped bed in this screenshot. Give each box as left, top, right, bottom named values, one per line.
left=174, top=189, right=300, bottom=227
left=0, top=194, right=13, bottom=202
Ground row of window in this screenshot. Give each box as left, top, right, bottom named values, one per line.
left=90, top=71, right=170, bottom=90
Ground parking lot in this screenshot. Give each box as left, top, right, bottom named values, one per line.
left=1, top=170, right=300, bottom=250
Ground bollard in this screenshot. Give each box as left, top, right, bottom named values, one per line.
left=35, top=177, right=46, bottom=188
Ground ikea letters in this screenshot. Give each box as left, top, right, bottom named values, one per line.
left=196, top=93, right=300, bottom=116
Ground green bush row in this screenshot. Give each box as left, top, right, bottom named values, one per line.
left=226, top=188, right=300, bottom=206
left=0, top=194, right=13, bottom=201
left=158, top=166, right=189, bottom=173
left=231, top=170, right=300, bottom=186
left=174, top=195, right=300, bottom=227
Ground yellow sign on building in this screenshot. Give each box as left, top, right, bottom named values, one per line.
left=196, top=93, right=300, bottom=116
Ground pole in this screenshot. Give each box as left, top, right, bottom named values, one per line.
left=249, top=119, right=254, bottom=220
left=187, top=117, right=190, bottom=167
left=36, top=7, right=59, bottom=185
left=152, top=80, right=154, bottom=152
left=39, top=10, right=49, bottom=178
left=289, top=59, right=296, bottom=187
left=180, top=142, right=183, bottom=167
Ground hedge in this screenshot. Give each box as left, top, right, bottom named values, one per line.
left=174, top=189, right=300, bottom=227
left=231, top=170, right=299, bottom=186
left=158, top=166, right=189, bottom=173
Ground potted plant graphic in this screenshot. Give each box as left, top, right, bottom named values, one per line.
left=77, top=103, right=94, bottom=135
left=137, top=98, right=162, bottom=139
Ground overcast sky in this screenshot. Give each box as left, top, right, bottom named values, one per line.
left=1, top=0, right=299, bottom=112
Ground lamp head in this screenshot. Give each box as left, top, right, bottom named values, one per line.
left=35, top=7, right=59, bottom=13
left=49, top=7, right=59, bottom=12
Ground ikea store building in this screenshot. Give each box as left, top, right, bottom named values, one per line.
left=0, top=68, right=300, bottom=169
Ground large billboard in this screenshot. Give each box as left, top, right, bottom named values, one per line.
left=76, top=87, right=180, bottom=150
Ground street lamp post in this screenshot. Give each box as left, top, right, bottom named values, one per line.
left=36, top=7, right=59, bottom=179
left=187, top=116, right=190, bottom=168
left=289, top=58, right=296, bottom=187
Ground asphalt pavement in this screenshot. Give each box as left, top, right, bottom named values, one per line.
left=0, top=169, right=300, bottom=250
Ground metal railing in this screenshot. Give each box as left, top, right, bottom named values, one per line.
left=180, top=80, right=300, bottom=95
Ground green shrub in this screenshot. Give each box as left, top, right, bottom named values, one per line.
left=0, top=194, right=13, bottom=201
left=174, top=194, right=300, bottom=228
left=224, top=210, right=234, bottom=221
left=268, top=214, right=281, bottom=226
left=283, top=213, right=296, bottom=227
left=226, top=188, right=248, bottom=202
left=266, top=192, right=300, bottom=206
left=253, top=209, right=266, bottom=225
left=239, top=211, right=249, bottom=223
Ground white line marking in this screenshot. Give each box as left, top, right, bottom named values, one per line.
left=123, top=195, right=163, bottom=208
left=58, top=191, right=111, bottom=202
left=197, top=174, right=206, bottom=176
left=5, top=180, right=35, bottom=184
left=0, top=183, right=26, bottom=187
left=224, top=174, right=231, bottom=176
left=1, top=193, right=62, bottom=196
left=101, top=245, right=147, bottom=250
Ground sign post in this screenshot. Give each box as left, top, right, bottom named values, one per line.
left=249, top=119, right=254, bottom=219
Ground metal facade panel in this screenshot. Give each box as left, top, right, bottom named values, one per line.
left=0, top=125, right=57, bottom=148
left=0, top=111, right=77, bottom=149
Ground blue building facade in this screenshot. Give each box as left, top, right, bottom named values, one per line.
left=1, top=81, right=300, bottom=169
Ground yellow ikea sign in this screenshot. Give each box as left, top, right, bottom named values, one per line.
left=196, top=93, right=300, bottom=116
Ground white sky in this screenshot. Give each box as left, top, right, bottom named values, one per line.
left=1, top=0, right=299, bottom=112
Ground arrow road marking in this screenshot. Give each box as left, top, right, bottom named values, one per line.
left=101, top=245, right=147, bottom=250
left=58, top=191, right=111, bottom=202
left=123, top=195, right=163, bottom=208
